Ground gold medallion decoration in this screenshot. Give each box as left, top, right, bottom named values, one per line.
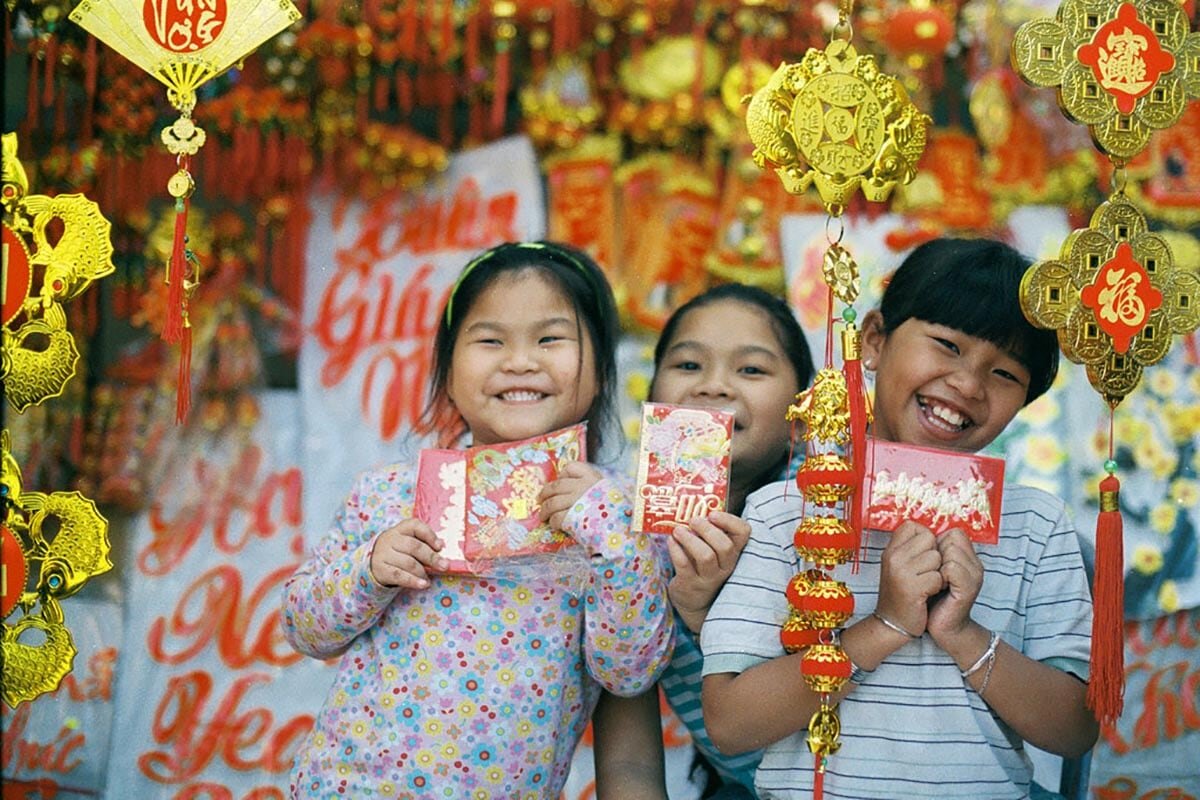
left=2, top=133, right=114, bottom=412
left=749, top=4, right=906, bottom=789
left=1022, top=194, right=1199, bottom=406
left=2, top=431, right=112, bottom=708
left=1014, top=0, right=1200, bottom=729
left=745, top=26, right=930, bottom=213
left=1012, top=0, right=1200, bottom=161
left=69, top=0, right=302, bottom=421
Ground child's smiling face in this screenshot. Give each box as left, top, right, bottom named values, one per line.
left=651, top=299, right=801, bottom=489
left=447, top=270, right=597, bottom=446
left=862, top=312, right=1031, bottom=453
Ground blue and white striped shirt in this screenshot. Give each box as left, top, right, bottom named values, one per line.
left=701, top=480, right=1092, bottom=799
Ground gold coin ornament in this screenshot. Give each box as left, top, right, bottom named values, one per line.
left=745, top=37, right=930, bottom=214
left=1011, top=0, right=1200, bottom=161
left=2, top=430, right=112, bottom=708
left=2, top=133, right=114, bottom=412
left=1021, top=193, right=1200, bottom=407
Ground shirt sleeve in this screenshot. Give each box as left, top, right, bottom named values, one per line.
left=561, top=474, right=675, bottom=696
left=1020, top=493, right=1093, bottom=680
left=281, top=470, right=403, bottom=660
left=700, top=488, right=795, bottom=677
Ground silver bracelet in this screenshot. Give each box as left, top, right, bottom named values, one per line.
left=962, top=631, right=1001, bottom=679
left=849, top=660, right=874, bottom=685
left=977, top=647, right=998, bottom=697
left=871, top=611, right=920, bottom=639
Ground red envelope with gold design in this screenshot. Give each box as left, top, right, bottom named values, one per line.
left=415, top=423, right=586, bottom=572
left=633, top=403, right=733, bottom=534
left=861, top=439, right=1004, bottom=545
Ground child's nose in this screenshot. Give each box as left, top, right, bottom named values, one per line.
left=502, top=345, right=539, bottom=372
left=693, top=372, right=734, bottom=399
left=947, top=367, right=985, bottom=400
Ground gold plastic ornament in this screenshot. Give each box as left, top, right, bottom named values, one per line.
left=1012, top=0, right=1200, bottom=161
left=2, top=431, right=112, bottom=707
left=2, top=133, right=114, bottom=412
left=1021, top=192, right=1200, bottom=406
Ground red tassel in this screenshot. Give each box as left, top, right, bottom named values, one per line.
left=1088, top=472, right=1125, bottom=727
left=842, top=323, right=867, bottom=565
left=176, top=317, right=193, bottom=423
left=491, top=44, right=510, bottom=136
left=43, top=36, right=58, bottom=109
left=374, top=74, right=390, bottom=111
left=489, top=44, right=508, bottom=136
left=164, top=197, right=189, bottom=344
left=813, top=754, right=825, bottom=800
left=397, top=71, right=414, bottom=115
left=465, top=8, right=481, bottom=79
left=82, top=36, right=98, bottom=141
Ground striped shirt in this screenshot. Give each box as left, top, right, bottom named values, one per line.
left=701, top=480, right=1092, bottom=800
left=659, top=612, right=761, bottom=791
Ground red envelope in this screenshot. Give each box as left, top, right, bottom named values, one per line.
left=415, top=423, right=586, bottom=572
left=633, top=403, right=734, bottom=534
left=860, top=439, right=1004, bottom=545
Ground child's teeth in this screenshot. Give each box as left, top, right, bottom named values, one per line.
left=503, top=391, right=542, bottom=402
left=930, top=403, right=965, bottom=427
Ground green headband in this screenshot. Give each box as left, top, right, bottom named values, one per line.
left=443, top=241, right=602, bottom=326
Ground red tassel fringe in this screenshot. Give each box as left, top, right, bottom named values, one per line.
left=1088, top=473, right=1125, bottom=727
left=491, top=46, right=510, bottom=136
left=176, top=322, right=193, bottom=423
left=843, top=344, right=867, bottom=567
left=164, top=197, right=190, bottom=344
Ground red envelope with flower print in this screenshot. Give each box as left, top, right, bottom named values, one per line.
left=415, top=423, right=586, bottom=572
left=633, top=403, right=734, bottom=534
left=860, top=439, right=1004, bottom=544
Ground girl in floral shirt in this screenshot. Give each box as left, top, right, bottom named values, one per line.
left=282, top=241, right=674, bottom=798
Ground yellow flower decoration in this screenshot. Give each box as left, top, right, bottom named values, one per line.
left=1149, top=502, right=1178, bottom=534
left=1169, top=477, right=1199, bottom=507
left=1147, top=368, right=1179, bottom=397
left=1012, top=0, right=1200, bottom=161
left=1158, top=579, right=1180, bottom=613
left=1025, top=433, right=1068, bottom=473
left=1131, top=544, right=1163, bottom=575
left=1018, top=393, right=1062, bottom=426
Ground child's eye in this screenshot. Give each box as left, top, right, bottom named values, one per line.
left=934, top=337, right=960, bottom=354
left=739, top=365, right=768, bottom=376
left=672, top=360, right=701, bottom=372
left=538, top=335, right=566, bottom=346
left=994, top=368, right=1026, bottom=385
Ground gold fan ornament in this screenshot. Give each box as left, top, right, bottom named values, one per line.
left=69, top=0, right=302, bottom=421
left=1014, top=0, right=1200, bottom=728
left=2, top=431, right=112, bottom=708
left=2, top=133, right=115, bottom=413
left=747, top=3, right=914, bottom=793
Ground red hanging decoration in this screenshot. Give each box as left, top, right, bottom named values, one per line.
left=1088, top=467, right=1125, bottom=726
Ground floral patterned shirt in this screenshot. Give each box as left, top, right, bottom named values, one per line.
left=282, top=462, right=674, bottom=799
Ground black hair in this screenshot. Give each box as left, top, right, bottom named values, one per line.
left=651, top=283, right=816, bottom=393
left=878, top=237, right=1059, bottom=404
left=419, top=240, right=619, bottom=456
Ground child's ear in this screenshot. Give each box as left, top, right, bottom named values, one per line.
left=860, top=309, right=886, bottom=370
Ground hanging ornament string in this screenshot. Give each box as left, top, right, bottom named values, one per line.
left=69, top=0, right=302, bottom=422
left=1013, top=0, right=1200, bottom=727
left=749, top=1, right=927, bottom=794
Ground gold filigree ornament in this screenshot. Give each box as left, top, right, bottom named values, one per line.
left=2, top=431, right=112, bottom=708
left=69, top=0, right=301, bottom=421
left=1021, top=192, right=1200, bottom=406
left=2, top=133, right=115, bottom=412
left=744, top=15, right=930, bottom=214
left=1012, top=0, right=1200, bottom=162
